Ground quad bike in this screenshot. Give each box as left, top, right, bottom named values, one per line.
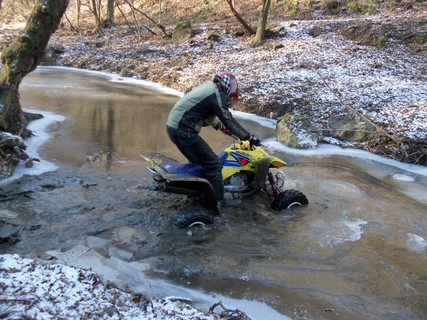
left=142, top=139, right=308, bottom=228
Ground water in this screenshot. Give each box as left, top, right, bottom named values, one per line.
left=12, top=67, right=427, bottom=319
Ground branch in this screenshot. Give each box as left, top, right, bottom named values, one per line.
left=63, top=12, right=79, bottom=34
left=114, top=0, right=138, bottom=37
left=225, top=0, right=256, bottom=35
left=208, top=300, right=250, bottom=319
left=124, top=0, right=170, bottom=38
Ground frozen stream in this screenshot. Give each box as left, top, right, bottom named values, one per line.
left=3, top=67, right=427, bottom=319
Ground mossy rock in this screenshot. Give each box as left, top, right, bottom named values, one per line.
left=276, top=114, right=322, bottom=149
left=328, top=115, right=375, bottom=142
left=0, top=133, right=26, bottom=150
left=172, top=21, right=194, bottom=42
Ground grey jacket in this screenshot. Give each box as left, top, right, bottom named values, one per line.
left=167, top=81, right=250, bottom=140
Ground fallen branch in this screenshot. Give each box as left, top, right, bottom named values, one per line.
left=209, top=300, right=251, bottom=319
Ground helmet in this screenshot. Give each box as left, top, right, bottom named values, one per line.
left=214, top=72, right=240, bottom=101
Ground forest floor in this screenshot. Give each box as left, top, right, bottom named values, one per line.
left=42, top=8, right=427, bottom=165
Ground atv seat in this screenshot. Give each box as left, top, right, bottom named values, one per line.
left=161, top=162, right=206, bottom=178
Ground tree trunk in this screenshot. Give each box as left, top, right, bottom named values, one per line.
left=75, top=0, right=81, bottom=32
left=90, top=0, right=101, bottom=31
left=252, top=0, right=271, bottom=47
left=104, top=0, right=115, bottom=28
left=225, top=0, right=256, bottom=35
left=0, top=0, right=69, bottom=138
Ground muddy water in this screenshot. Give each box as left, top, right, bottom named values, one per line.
left=6, top=67, right=427, bottom=319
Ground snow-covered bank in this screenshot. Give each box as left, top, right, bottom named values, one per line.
left=0, top=250, right=291, bottom=320
left=0, top=110, right=63, bottom=185
left=50, top=12, right=427, bottom=166
left=233, top=110, right=427, bottom=177
left=0, top=254, right=219, bottom=319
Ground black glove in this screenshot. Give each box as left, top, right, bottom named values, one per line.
left=249, top=135, right=261, bottom=146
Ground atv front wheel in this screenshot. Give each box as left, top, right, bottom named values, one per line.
left=271, top=189, right=308, bottom=211
left=173, top=208, right=214, bottom=229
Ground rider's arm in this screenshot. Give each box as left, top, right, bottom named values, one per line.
left=213, top=92, right=250, bottom=140
left=209, top=117, right=222, bottom=130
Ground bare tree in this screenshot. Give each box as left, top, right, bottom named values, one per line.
left=224, top=0, right=273, bottom=46
left=104, top=0, right=115, bottom=27
left=90, top=0, right=102, bottom=31
left=0, top=0, right=69, bottom=137
left=225, top=0, right=255, bottom=35
left=251, top=0, right=271, bottom=46
left=75, top=0, right=81, bottom=31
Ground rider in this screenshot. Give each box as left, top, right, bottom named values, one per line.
left=166, top=72, right=260, bottom=212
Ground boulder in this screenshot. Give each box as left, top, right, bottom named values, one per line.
left=0, top=133, right=39, bottom=179
left=206, top=30, right=221, bottom=41
left=276, top=114, right=322, bottom=149
left=328, top=115, right=375, bottom=142
left=206, top=41, right=214, bottom=50
left=0, top=133, right=26, bottom=150
left=206, top=24, right=222, bottom=41
left=266, top=23, right=286, bottom=37
left=172, top=21, right=194, bottom=43
left=272, top=43, right=284, bottom=50
left=119, top=67, right=134, bottom=77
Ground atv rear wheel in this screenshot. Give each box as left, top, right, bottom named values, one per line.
left=173, top=208, right=214, bottom=229
left=271, top=189, right=308, bottom=211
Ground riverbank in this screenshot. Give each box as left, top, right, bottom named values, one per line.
left=0, top=253, right=231, bottom=320
left=45, top=9, right=427, bottom=165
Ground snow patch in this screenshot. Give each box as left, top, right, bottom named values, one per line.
left=392, top=173, right=416, bottom=182
left=406, top=233, right=427, bottom=253
left=326, top=219, right=369, bottom=245
left=0, top=110, right=64, bottom=185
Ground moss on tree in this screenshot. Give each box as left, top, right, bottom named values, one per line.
left=0, top=0, right=69, bottom=138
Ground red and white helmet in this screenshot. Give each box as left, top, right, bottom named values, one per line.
left=214, top=72, right=240, bottom=101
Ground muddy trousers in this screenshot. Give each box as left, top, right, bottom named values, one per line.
left=167, top=125, right=224, bottom=202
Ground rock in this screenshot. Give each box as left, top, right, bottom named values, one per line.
left=0, top=133, right=38, bottom=179
left=266, top=23, right=285, bottom=37
left=0, top=223, right=19, bottom=242
left=0, top=132, right=26, bottom=150
left=172, top=21, right=194, bottom=43
left=308, top=26, right=323, bottom=37
left=119, top=67, right=134, bottom=77
left=272, top=42, right=284, bottom=50
left=51, top=43, right=65, bottom=53
left=0, top=209, right=20, bottom=220
left=206, top=41, right=214, bottom=50
left=276, top=114, right=322, bottom=149
left=233, top=28, right=245, bottom=37
left=206, top=30, right=220, bottom=41
left=328, top=115, right=375, bottom=142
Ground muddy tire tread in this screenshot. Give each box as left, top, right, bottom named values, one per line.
left=271, top=189, right=309, bottom=211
